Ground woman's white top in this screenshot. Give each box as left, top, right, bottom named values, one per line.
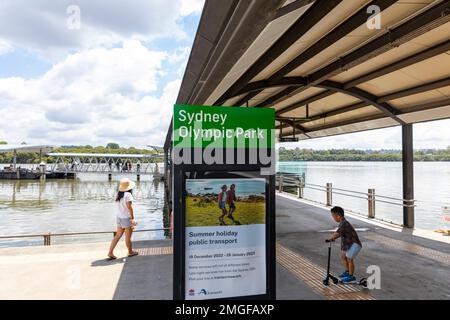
left=117, top=192, right=133, bottom=219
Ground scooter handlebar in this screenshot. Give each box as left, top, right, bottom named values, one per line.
left=325, top=239, right=335, bottom=243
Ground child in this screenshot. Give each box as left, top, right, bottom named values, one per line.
left=326, top=206, right=362, bottom=283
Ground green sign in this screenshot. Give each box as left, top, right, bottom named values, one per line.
left=173, top=104, right=275, bottom=148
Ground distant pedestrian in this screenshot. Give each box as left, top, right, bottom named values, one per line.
left=107, top=178, right=138, bottom=260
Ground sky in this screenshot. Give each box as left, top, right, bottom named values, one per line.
left=0, top=0, right=448, bottom=150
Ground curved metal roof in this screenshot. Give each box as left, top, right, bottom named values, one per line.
left=47, top=153, right=160, bottom=158
left=165, top=0, right=450, bottom=148
left=0, top=144, right=55, bottom=153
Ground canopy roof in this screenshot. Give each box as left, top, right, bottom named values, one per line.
left=47, top=153, right=160, bottom=158
left=165, top=0, right=450, bottom=148
left=0, top=144, right=55, bottom=153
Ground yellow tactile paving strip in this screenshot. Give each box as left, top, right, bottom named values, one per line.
left=136, top=246, right=172, bottom=256
left=276, top=243, right=374, bottom=300
left=366, top=234, right=450, bottom=266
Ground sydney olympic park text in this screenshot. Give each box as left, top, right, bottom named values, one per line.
left=172, top=127, right=277, bottom=175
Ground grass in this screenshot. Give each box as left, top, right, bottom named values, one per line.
left=186, top=196, right=265, bottom=227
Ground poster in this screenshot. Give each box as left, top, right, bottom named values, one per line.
left=185, top=178, right=266, bottom=300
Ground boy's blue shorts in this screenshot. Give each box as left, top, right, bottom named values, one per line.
left=344, top=243, right=362, bottom=260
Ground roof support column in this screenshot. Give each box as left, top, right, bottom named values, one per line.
left=402, top=124, right=414, bottom=228
left=13, top=149, right=17, bottom=169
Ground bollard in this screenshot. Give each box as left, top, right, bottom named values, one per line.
left=326, top=183, right=332, bottom=206
left=297, top=184, right=304, bottom=198
left=108, top=173, right=112, bottom=181
left=278, top=174, right=283, bottom=192
left=43, top=233, right=51, bottom=246
left=368, top=188, right=376, bottom=218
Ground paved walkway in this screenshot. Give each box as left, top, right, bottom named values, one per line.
left=276, top=192, right=450, bottom=300
left=0, top=240, right=173, bottom=299
left=1, top=193, right=449, bottom=299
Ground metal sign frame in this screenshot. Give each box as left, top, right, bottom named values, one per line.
left=172, top=161, right=276, bottom=300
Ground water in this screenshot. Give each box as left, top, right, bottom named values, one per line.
left=0, top=171, right=169, bottom=247
left=278, top=161, right=450, bottom=230
left=1, top=162, right=449, bottom=247
left=186, top=178, right=266, bottom=196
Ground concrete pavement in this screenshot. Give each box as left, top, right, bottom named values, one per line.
left=1, top=193, right=449, bottom=299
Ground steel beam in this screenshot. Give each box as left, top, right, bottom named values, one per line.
left=271, top=0, right=398, bottom=82
left=402, top=124, right=414, bottom=228
left=279, top=97, right=450, bottom=138
left=215, top=0, right=343, bottom=105
left=378, top=77, right=450, bottom=103
left=275, top=101, right=368, bottom=130
left=276, top=77, right=450, bottom=129
left=227, top=0, right=398, bottom=106
left=274, top=0, right=315, bottom=20
left=235, top=40, right=450, bottom=113
left=344, top=40, right=450, bottom=88
left=252, top=2, right=450, bottom=109
left=318, top=80, right=405, bottom=124
left=276, top=90, right=334, bottom=115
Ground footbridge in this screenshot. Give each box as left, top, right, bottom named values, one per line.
left=46, top=153, right=164, bottom=178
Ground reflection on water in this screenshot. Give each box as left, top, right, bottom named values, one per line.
left=278, top=161, right=450, bottom=230
left=0, top=173, right=169, bottom=247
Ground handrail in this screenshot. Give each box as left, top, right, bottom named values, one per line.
left=0, top=228, right=170, bottom=240
left=276, top=172, right=421, bottom=223
left=304, top=182, right=416, bottom=202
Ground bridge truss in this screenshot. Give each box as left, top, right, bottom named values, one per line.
left=46, top=153, right=163, bottom=176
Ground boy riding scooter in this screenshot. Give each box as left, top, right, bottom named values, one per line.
left=326, top=206, right=362, bottom=283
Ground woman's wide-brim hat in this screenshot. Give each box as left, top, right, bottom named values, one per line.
left=118, top=178, right=136, bottom=192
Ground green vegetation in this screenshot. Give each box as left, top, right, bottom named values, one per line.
left=278, top=147, right=450, bottom=162
left=106, top=142, right=120, bottom=149
left=0, top=144, right=160, bottom=164
left=0, top=141, right=7, bottom=145
left=186, top=196, right=265, bottom=227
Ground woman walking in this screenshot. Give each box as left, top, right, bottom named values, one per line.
left=107, top=178, right=139, bottom=260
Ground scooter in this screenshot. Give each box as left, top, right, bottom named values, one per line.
left=323, top=239, right=367, bottom=287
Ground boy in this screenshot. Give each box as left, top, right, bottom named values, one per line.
left=326, top=206, right=362, bottom=283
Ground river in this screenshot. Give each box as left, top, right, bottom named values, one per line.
left=1, top=161, right=449, bottom=247
left=0, top=171, right=169, bottom=248
left=278, top=161, right=450, bottom=229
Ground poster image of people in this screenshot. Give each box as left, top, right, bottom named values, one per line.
left=185, top=178, right=265, bottom=227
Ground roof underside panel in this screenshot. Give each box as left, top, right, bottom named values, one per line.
left=169, top=0, right=450, bottom=146
left=204, top=2, right=313, bottom=105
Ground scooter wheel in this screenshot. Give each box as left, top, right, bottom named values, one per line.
left=323, top=279, right=329, bottom=286
left=359, top=279, right=368, bottom=287
left=332, top=278, right=339, bottom=285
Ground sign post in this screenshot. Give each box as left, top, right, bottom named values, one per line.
left=172, top=104, right=276, bottom=300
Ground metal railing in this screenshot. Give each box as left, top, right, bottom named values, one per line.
left=0, top=228, right=170, bottom=246
left=276, top=172, right=416, bottom=221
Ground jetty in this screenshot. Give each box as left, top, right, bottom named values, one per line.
left=2, top=194, right=449, bottom=300
left=0, top=144, right=163, bottom=180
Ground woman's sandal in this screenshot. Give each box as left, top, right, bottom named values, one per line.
left=127, top=251, right=139, bottom=257
left=106, top=255, right=117, bottom=261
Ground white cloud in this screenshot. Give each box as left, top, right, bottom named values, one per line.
left=0, top=40, right=180, bottom=147
left=180, top=0, right=205, bottom=16
left=0, top=0, right=204, bottom=59
left=0, top=39, right=12, bottom=55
